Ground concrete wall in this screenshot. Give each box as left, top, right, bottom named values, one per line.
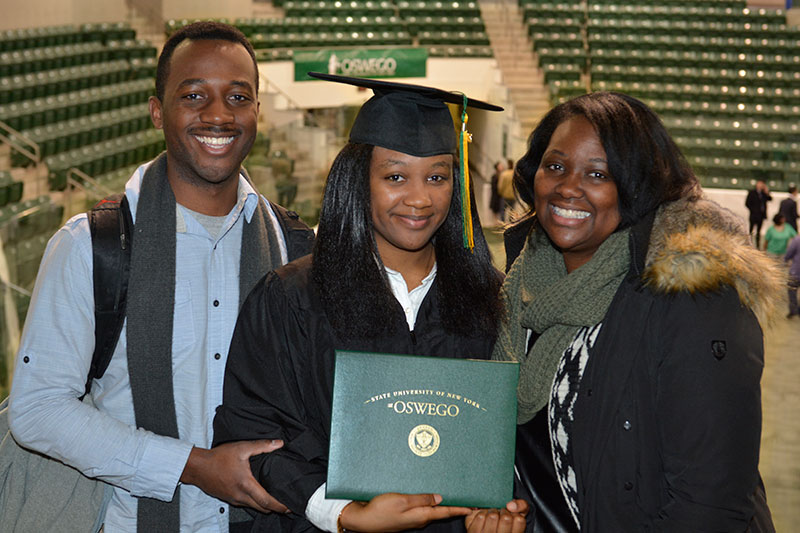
left=0, top=0, right=126, bottom=30
left=161, top=0, right=252, bottom=21
left=0, top=0, right=254, bottom=31
left=747, top=0, right=789, bottom=8
left=129, top=0, right=163, bottom=25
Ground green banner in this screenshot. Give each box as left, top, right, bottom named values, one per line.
left=294, top=48, right=427, bottom=81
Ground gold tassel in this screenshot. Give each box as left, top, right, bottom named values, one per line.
left=460, top=99, right=474, bottom=251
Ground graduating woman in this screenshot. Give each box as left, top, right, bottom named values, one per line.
left=214, top=74, right=524, bottom=533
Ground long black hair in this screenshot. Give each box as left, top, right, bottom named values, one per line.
left=513, top=92, right=700, bottom=229
left=311, top=143, right=503, bottom=340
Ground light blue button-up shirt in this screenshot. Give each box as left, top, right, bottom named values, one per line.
left=9, top=160, right=288, bottom=532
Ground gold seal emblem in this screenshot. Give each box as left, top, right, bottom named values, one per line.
left=408, top=424, right=440, bottom=457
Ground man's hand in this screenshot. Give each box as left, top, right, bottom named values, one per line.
left=180, top=440, right=288, bottom=514
left=340, top=493, right=471, bottom=532
left=465, top=499, right=529, bottom=533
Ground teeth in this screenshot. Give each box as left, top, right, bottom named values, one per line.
left=196, top=135, right=233, bottom=146
left=552, top=205, right=590, bottom=219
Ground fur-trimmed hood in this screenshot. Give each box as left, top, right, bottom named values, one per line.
left=643, top=196, right=786, bottom=326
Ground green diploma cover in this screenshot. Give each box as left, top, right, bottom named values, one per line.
left=327, top=350, right=520, bottom=508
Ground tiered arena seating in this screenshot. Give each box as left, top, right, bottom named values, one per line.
left=397, top=0, right=491, bottom=56
left=0, top=23, right=163, bottom=340
left=522, top=0, right=800, bottom=190
left=0, top=170, right=23, bottom=208
left=0, top=24, right=162, bottom=191
left=0, top=176, right=64, bottom=324
left=520, top=1, right=586, bottom=99
left=165, top=0, right=492, bottom=60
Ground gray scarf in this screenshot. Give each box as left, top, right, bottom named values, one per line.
left=125, top=153, right=283, bottom=531
left=493, top=225, right=631, bottom=423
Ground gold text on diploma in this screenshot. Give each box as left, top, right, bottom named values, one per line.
left=389, top=401, right=460, bottom=417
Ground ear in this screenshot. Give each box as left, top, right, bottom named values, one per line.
left=149, top=95, right=163, bottom=129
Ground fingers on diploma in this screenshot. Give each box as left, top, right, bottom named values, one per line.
left=505, top=498, right=529, bottom=516
left=402, top=493, right=443, bottom=507
left=402, top=493, right=471, bottom=518
left=466, top=508, right=527, bottom=533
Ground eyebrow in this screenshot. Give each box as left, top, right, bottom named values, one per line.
left=376, top=158, right=452, bottom=169
left=377, top=158, right=408, bottom=167
left=546, top=149, right=607, bottom=164
left=176, top=79, right=254, bottom=91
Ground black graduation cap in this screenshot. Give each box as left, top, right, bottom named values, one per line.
left=307, top=72, right=503, bottom=157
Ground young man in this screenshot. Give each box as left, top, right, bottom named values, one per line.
left=8, top=22, right=313, bottom=531
left=745, top=180, right=772, bottom=248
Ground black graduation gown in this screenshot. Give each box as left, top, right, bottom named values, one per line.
left=214, top=255, right=496, bottom=532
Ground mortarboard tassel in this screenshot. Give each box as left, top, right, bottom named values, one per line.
left=459, top=95, right=475, bottom=251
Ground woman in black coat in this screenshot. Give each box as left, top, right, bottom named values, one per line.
left=214, top=75, right=525, bottom=533
left=495, top=92, right=780, bottom=532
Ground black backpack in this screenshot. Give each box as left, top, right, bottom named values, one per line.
left=84, top=194, right=314, bottom=397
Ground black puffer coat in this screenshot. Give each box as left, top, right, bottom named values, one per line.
left=507, top=198, right=780, bottom=532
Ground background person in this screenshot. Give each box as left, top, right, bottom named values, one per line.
left=764, top=213, right=797, bottom=257
left=779, top=185, right=798, bottom=232
left=785, top=234, right=800, bottom=319
left=7, top=22, right=314, bottom=531
left=490, top=160, right=506, bottom=224
left=496, top=92, right=779, bottom=532
left=497, top=161, right=516, bottom=220
left=214, top=74, right=525, bottom=533
left=746, top=179, right=772, bottom=248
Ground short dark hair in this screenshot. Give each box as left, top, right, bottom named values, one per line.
left=774, top=213, right=785, bottom=225
left=311, top=143, right=502, bottom=339
left=155, top=21, right=258, bottom=102
left=514, top=92, right=700, bottom=229
left=789, top=185, right=797, bottom=194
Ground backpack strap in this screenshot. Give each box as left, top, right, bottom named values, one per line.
left=268, top=200, right=315, bottom=262
left=82, top=196, right=308, bottom=398
left=86, top=194, right=133, bottom=397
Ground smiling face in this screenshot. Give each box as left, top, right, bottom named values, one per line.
left=369, top=146, right=454, bottom=269
left=149, top=38, right=259, bottom=191
left=534, top=116, right=621, bottom=272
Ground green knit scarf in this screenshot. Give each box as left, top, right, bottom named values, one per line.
left=493, top=225, right=631, bottom=423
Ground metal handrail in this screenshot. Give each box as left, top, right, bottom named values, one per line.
left=0, top=276, right=32, bottom=298
left=0, top=120, right=40, bottom=165
left=259, top=72, right=323, bottom=128
left=64, top=168, right=114, bottom=220
left=66, top=167, right=114, bottom=199
left=466, top=137, right=497, bottom=184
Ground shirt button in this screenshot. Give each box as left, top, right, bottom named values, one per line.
left=214, top=353, right=221, bottom=360
left=219, top=506, right=225, bottom=514
left=624, top=481, right=633, bottom=491
left=623, top=420, right=632, bottom=431
left=213, top=299, right=220, bottom=307
left=23, top=356, right=30, bottom=363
